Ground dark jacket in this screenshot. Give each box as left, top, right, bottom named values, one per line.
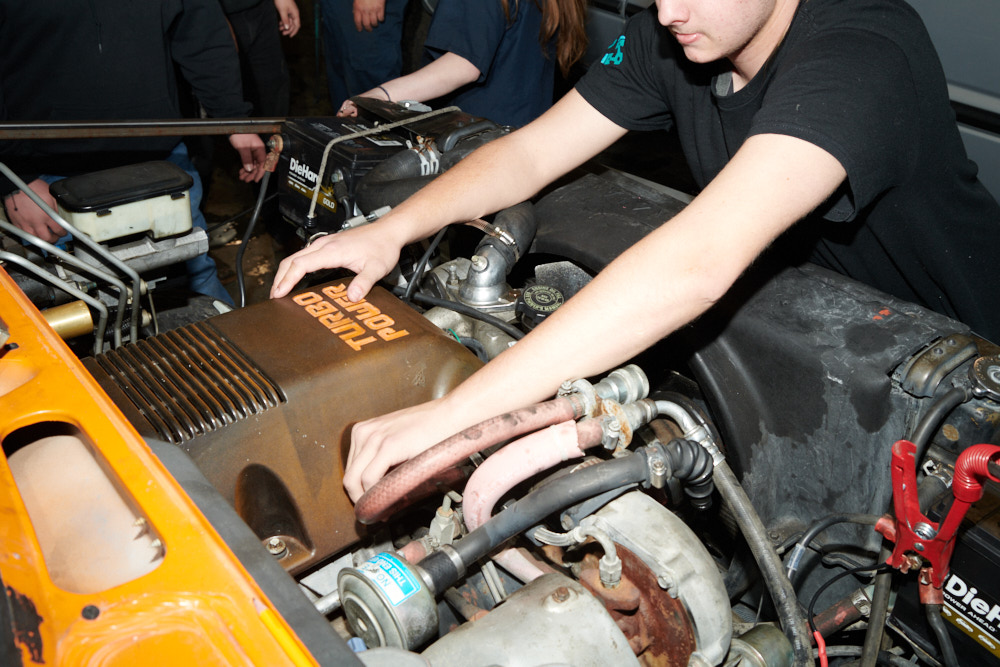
left=0, top=0, right=251, bottom=194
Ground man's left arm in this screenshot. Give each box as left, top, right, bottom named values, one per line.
left=343, top=133, right=848, bottom=498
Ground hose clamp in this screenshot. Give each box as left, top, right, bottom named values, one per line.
left=437, top=543, right=466, bottom=582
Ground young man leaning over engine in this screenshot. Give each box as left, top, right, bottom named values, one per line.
left=270, top=0, right=1000, bottom=500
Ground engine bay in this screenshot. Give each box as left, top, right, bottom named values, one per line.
left=2, top=103, right=1000, bottom=666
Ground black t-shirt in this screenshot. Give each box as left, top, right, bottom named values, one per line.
left=424, top=0, right=555, bottom=128
left=577, top=0, right=1000, bottom=342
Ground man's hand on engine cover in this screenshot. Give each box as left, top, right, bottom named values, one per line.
left=344, top=397, right=470, bottom=501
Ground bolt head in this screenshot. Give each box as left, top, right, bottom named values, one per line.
left=266, top=536, right=288, bottom=556
left=552, top=586, right=571, bottom=602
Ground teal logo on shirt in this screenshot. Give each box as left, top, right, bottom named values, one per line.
left=601, top=35, right=625, bottom=66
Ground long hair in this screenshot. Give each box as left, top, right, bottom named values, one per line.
left=500, top=0, right=588, bottom=77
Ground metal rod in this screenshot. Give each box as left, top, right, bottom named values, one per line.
left=0, top=118, right=285, bottom=140
left=0, top=251, right=108, bottom=355
left=0, top=219, right=128, bottom=347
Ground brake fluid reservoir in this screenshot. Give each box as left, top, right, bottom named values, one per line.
left=49, top=161, right=194, bottom=242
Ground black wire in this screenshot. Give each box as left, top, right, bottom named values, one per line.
left=816, top=645, right=924, bottom=667
left=403, top=227, right=447, bottom=302
left=789, top=513, right=881, bottom=587
left=925, top=604, right=960, bottom=667
left=911, top=386, right=971, bottom=466
left=390, top=286, right=525, bottom=340
left=807, top=561, right=891, bottom=635
left=458, top=335, right=490, bottom=362
left=236, top=170, right=272, bottom=308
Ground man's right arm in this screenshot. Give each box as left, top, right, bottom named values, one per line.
left=270, top=90, right=629, bottom=301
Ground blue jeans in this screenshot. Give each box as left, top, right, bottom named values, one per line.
left=43, top=142, right=233, bottom=305
left=166, top=143, right=234, bottom=305
left=320, top=0, right=408, bottom=107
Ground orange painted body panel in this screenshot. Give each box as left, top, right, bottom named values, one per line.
left=0, top=267, right=315, bottom=666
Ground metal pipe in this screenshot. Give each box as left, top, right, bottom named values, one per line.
left=0, top=251, right=107, bottom=355
left=313, top=588, right=341, bottom=616
left=0, top=118, right=284, bottom=140
left=0, top=162, right=143, bottom=342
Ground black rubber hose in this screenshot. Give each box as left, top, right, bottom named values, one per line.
left=355, top=127, right=506, bottom=212
left=236, top=170, right=271, bottom=308
left=419, top=450, right=651, bottom=592
left=925, top=604, right=959, bottom=667
left=458, top=336, right=489, bottom=363
left=390, top=286, right=525, bottom=340
left=713, top=460, right=813, bottom=667
left=859, top=546, right=893, bottom=667
left=473, top=201, right=536, bottom=270
left=911, top=386, right=972, bottom=466
left=817, top=645, right=926, bottom=667
left=356, top=175, right=434, bottom=212
left=664, top=438, right=715, bottom=509
left=436, top=120, right=501, bottom=153
left=722, top=540, right=757, bottom=600
left=364, top=146, right=439, bottom=182
left=917, top=473, right=951, bottom=514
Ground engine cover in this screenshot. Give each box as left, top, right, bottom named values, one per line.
left=84, top=281, right=481, bottom=573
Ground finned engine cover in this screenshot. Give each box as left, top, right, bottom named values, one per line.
left=84, top=282, right=481, bottom=573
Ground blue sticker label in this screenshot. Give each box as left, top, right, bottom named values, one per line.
left=601, top=35, right=626, bottom=66
left=359, top=553, right=420, bottom=606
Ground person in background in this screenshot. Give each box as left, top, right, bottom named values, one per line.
left=321, top=0, right=409, bottom=109
left=215, top=0, right=300, bottom=247
left=272, top=0, right=1000, bottom=499
left=338, top=0, right=587, bottom=128
left=0, top=0, right=266, bottom=305
left=222, top=0, right=301, bottom=118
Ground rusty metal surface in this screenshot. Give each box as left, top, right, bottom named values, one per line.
left=0, top=118, right=284, bottom=140
left=578, top=547, right=697, bottom=666
left=86, top=281, right=481, bottom=574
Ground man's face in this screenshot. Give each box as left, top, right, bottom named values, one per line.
left=655, top=0, right=778, bottom=64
